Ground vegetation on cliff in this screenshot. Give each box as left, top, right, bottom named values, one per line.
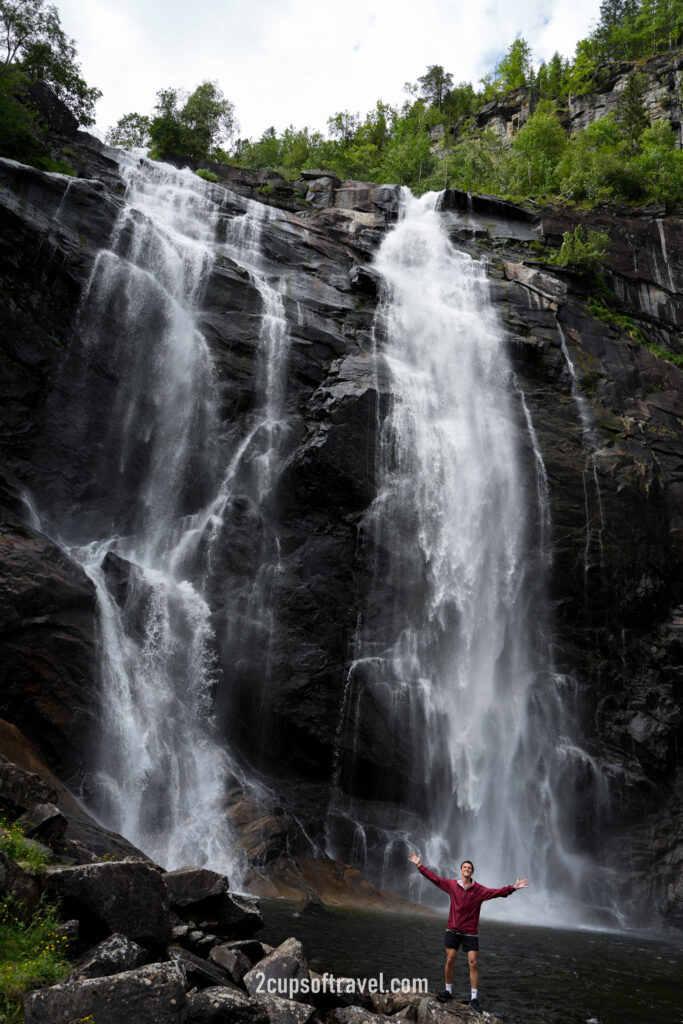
left=0, top=0, right=100, bottom=169
left=0, top=816, right=70, bottom=1023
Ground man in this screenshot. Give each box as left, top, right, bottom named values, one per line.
left=409, top=850, right=528, bottom=1013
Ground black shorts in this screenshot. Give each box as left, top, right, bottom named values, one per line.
left=444, top=929, right=479, bottom=952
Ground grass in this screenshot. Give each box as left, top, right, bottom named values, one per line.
left=0, top=898, right=70, bottom=1024
left=0, top=815, right=71, bottom=1022
left=0, top=816, right=50, bottom=873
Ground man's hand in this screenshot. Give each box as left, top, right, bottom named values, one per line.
left=513, top=876, right=529, bottom=890
left=409, top=851, right=421, bottom=867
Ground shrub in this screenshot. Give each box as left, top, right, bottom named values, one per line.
left=550, top=224, right=610, bottom=274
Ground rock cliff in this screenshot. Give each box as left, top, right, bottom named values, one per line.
left=0, top=97, right=681, bottom=927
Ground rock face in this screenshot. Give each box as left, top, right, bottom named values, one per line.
left=453, top=53, right=683, bottom=149
left=0, top=90, right=682, bottom=928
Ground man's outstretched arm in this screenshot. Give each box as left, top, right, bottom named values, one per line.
left=408, top=851, right=452, bottom=892
left=481, top=875, right=530, bottom=900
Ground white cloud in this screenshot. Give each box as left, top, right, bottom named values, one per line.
left=54, top=0, right=601, bottom=140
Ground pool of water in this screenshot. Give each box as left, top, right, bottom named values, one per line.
left=259, top=901, right=683, bottom=1024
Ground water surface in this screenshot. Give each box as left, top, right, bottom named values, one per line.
left=260, top=901, right=683, bottom=1024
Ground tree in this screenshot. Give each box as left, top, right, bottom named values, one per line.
left=614, top=70, right=648, bottom=152
left=147, top=81, right=238, bottom=160
left=417, top=65, right=454, bottom=111
left=106, top=112, right=150, bottom=148
left=0, top=0, right=101, bottom=124
left=492, top=38, right=533, bottom=94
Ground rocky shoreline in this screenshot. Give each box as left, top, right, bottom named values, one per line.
left=2, top=751, right=492, bottom=1024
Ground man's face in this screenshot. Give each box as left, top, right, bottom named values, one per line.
left=461, top=861, right=474, bottom=880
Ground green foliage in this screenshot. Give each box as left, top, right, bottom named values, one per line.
left=0, top=65, right=43, bottom=162
left=509, top=100, right=568, bottom=194
left=0, top=815, right=50, bottom=871
left=483, top=38, right=534, bottom=97
left=614, top=70, right=649, bottom=151
left=0, top=0, right=101, bottom=125
left=115, top=81, right=238, bottom=161
left=106, top=111, right=151, bottom=148
left=417, top=65, right=454, bottom=110
left=549, top=224, right=611, bottom=273
left=194, top=168, right=219, bottom=182
left=0, top=896, right=70, bottom=1024
left=535, top=52, right=571, bottom=99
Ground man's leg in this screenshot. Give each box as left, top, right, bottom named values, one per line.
left=467, top=951, right=479, bottom=1010
left=445, top=948, right=457, bottom=986
left=437, top=948, right=457, bottom=1001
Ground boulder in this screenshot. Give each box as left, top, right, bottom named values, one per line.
left=185, top=985, right=269, bottom=1024
left=0, top=849, right=40, bottom=921
left=417, top=997, right=503, bottom=1023
left=15, top=802, right=67, bottom=845
left=208, top=942, right=252, bottom=983
left=326, top=1007, right=387, bottom=1024
left=65, top=932, right=148, bottom=981
left=162, top=866, right=263, bottom=936
left=0, top=757, right=57, bottom=816
left=221, top=938, right=273, bottom=961
left=256, top=993, right=317, bottom=1024
left=23, top=961, right=187, bottom=1024
left=163, top=866, right=229, bottom=907
left=299, top=894, right=329, bottom=917
left=41, top=861, right=172, bottom=946
left=244, top=937, right=311, bottom=1004
left=168, top=945, right=240, bottom=990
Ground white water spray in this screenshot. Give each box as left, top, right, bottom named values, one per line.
left=328, top=191, right=605, bottom=923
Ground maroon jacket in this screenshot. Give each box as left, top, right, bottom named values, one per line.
left=418, top=864, right=515, bottom=934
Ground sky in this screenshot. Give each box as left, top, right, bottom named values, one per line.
left=54, top=0, right=601, bottom=141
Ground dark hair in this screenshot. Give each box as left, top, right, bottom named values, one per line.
left=461, top=860, right=474, bottom=870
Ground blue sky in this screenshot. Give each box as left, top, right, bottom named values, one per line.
left=55, top=0, right=600, bottom=140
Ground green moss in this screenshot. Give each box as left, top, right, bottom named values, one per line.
left=33, top=155, right=75, bottom=176
left=587, top=298, right=683, bottom=370
left=194, top=168, right=219, bottom=182
left=258, top=183, right=276, bottom=195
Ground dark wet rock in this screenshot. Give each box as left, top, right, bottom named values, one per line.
left=299, top=894, right=329, bottom=917
left=326, top=1006, right=388, bottom=1024
left=418, top=997, right=503, bottom=1023
left=244, top=937, right=311, bottom=1004
left=23, top=961, right=187, bottom=1024
left=186, top=985, right=269, bottom=1024
left=219, top=938, right=274, bottom=962
left=256, top=993, right=317, bottom=1024
left=0, top=849, right=40, bottom=921
left=209, top=942, right=252, bottom=983
left=0, top=756, right=57, bottom=816
left=163, top=866, right=229, bottom=907
left=168, top=944, right=240, bottom=989
left=15, top=802, right=67, bottom=845
left=65, top=932, right=148, bottom=981
left=41, top=861, right=172, bottom=946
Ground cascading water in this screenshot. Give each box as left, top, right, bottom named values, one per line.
left=327, top=190, right=609, bottom=924
left=33, top=153, right=292, bottom=880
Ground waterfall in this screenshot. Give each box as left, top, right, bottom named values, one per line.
left=35, top=153, right=291, bottom=881
left=327, top=190, right=608, bottom=924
